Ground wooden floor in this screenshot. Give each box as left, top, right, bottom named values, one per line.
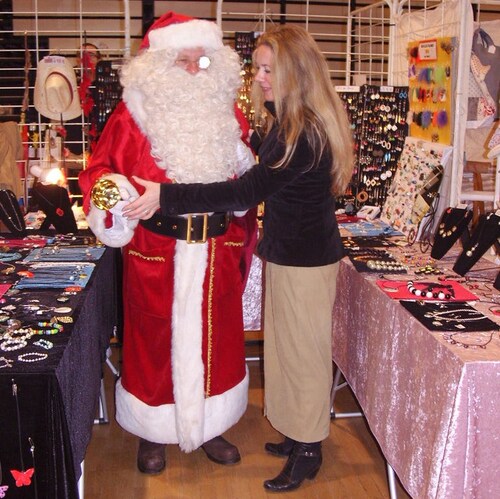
left=83, top=343, right=411, bottom=499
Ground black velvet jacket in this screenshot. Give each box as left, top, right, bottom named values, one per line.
left=160, top=103, right=344, bottom=267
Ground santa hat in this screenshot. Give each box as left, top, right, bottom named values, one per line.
left=140, top=11, right=223, bottom=52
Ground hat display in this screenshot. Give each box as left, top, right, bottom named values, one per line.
left=140, top=11, right=224, bottom=52
left=34, top=55, right=82, bottom=121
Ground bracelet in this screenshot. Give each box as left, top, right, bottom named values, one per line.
left=18, top=352, right=48, bottom=363
left=53, top=316, right=73, bottom=324
left=0, top=338, right=27, bottom=351
left=31, top=322, right=64, bottom=335
left=33, top=339, right=53, bottom=350
left=3, top=328, right=33, bottom=342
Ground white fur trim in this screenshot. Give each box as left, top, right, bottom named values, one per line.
left=115, top=366, right=249, bottom=450
left=85, top=173, right=139, bottom=248
left=85, top=203, right=138, bottom=248
left=170, top=240, right=208, bottom=450
left=148, top=19, right=223, bottom=52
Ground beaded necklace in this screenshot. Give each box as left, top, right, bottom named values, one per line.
left=407, top=280, right=455, bottom=299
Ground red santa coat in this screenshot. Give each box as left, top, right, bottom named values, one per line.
left=79, top=101, right=252, bottom=451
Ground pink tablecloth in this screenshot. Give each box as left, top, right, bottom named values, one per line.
left=332, top=257, right=500, bottom=498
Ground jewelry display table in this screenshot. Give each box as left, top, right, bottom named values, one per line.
left=332, top=243, right=499, bottom=498
left=0, top=238, right=118, bottom=498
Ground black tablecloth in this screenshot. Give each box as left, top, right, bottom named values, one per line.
left=0, top=246, right=118, bottom=498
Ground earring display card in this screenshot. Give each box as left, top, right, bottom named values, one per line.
left=400, top=300, right=499, bottom=332
left=336, top=85, right=409, bottom=210
left=381, top=137, right=452, bottom=238
left=407, top=36, right=454, bottom=145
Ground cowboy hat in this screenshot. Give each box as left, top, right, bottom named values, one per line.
left=34, top=55, right=82, bottom=121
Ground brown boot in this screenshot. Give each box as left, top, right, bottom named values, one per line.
left=201, top=436, right=241, bottom=465
left=137, top=438, right=166, bottom=474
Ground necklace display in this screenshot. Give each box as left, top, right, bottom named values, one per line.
left=0, top=189, right=26, bottom=234
left=348, top=247, right=408, bottom=274
left=453, top=211, right=500, bottom=276
left=400, top=300, right=499, bottom=333
left=431, top=206, right=473, bottom=260
left=465, top=213, right=494, bottom=257
left=33, top=186, right=65, bottom=217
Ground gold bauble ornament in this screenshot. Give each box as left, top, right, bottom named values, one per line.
left=91, top=177, right=121, bottom=211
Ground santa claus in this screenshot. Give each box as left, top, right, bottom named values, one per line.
left=79, top=11, right=256, bottom=474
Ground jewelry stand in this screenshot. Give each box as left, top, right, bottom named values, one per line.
left=0, top=189, right=27, bottom=237
left=431, top=206, right=472, bottom=260
left=453, top=212, right=500, bottom=276
left=31, top=184, right=78, bottom=234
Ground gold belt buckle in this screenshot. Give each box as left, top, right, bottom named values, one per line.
left=186, top=214, right=208, bottom=244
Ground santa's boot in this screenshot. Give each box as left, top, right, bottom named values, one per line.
left=137, top=438, right=166, bottom=474
left=201, top=435, right=241, bottom=465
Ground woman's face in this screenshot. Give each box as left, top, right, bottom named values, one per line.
left=254, top=45, right=274, bottom=101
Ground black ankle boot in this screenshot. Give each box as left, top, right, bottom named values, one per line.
left=263, top=441, right=322, bottom=492
left=264, top=437, right=296, bottom=457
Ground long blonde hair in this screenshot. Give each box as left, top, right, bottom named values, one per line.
left=251, top=25, right=354, bottom=195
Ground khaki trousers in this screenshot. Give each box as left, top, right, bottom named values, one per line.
left=263, top=261, right=339, bottom=443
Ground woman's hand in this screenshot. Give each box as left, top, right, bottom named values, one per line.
left=122, top=176, right=161, bottom=220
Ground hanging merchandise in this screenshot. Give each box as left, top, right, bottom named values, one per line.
left=235, top=32, right=260, bottom=125
left=407, top=37, right=454, bottom=145
left=467, top=27, right=500, bottom=129
left=381, top=137, right=452, bottom=240
left=93, top=60, right=123, bottom=146
left=34, top=55, right=82, bottom=122
left=336, top=85, right=409, bottom=210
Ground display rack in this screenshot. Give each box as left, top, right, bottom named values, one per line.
left=0, top=0, right=134, bottom=206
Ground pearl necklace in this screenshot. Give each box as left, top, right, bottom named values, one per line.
left=0, top=189, right=25, bottom=233
left=18, top=352, right=48, bottom=363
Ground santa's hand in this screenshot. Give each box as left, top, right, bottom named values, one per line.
left=123, top=176, right=161, bottom=220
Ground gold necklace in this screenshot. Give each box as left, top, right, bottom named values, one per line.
left=0, top=189, right=25, bottom=233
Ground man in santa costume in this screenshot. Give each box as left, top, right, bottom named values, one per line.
left=79, top=11, right=256, bottom=474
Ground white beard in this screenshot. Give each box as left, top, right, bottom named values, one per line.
left=121, top=47, right=244, bottom=183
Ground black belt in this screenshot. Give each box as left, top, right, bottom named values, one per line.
left=140, top=212, right=231, bottom=243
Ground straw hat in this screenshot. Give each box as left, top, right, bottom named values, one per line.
left=34, top=55, right=82, bottom=121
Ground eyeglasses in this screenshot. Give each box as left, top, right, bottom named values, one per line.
left=174, top=55, right=211, bottom=70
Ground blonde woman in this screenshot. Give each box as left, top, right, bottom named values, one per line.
left=125, top=24, right=354, bottom=491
